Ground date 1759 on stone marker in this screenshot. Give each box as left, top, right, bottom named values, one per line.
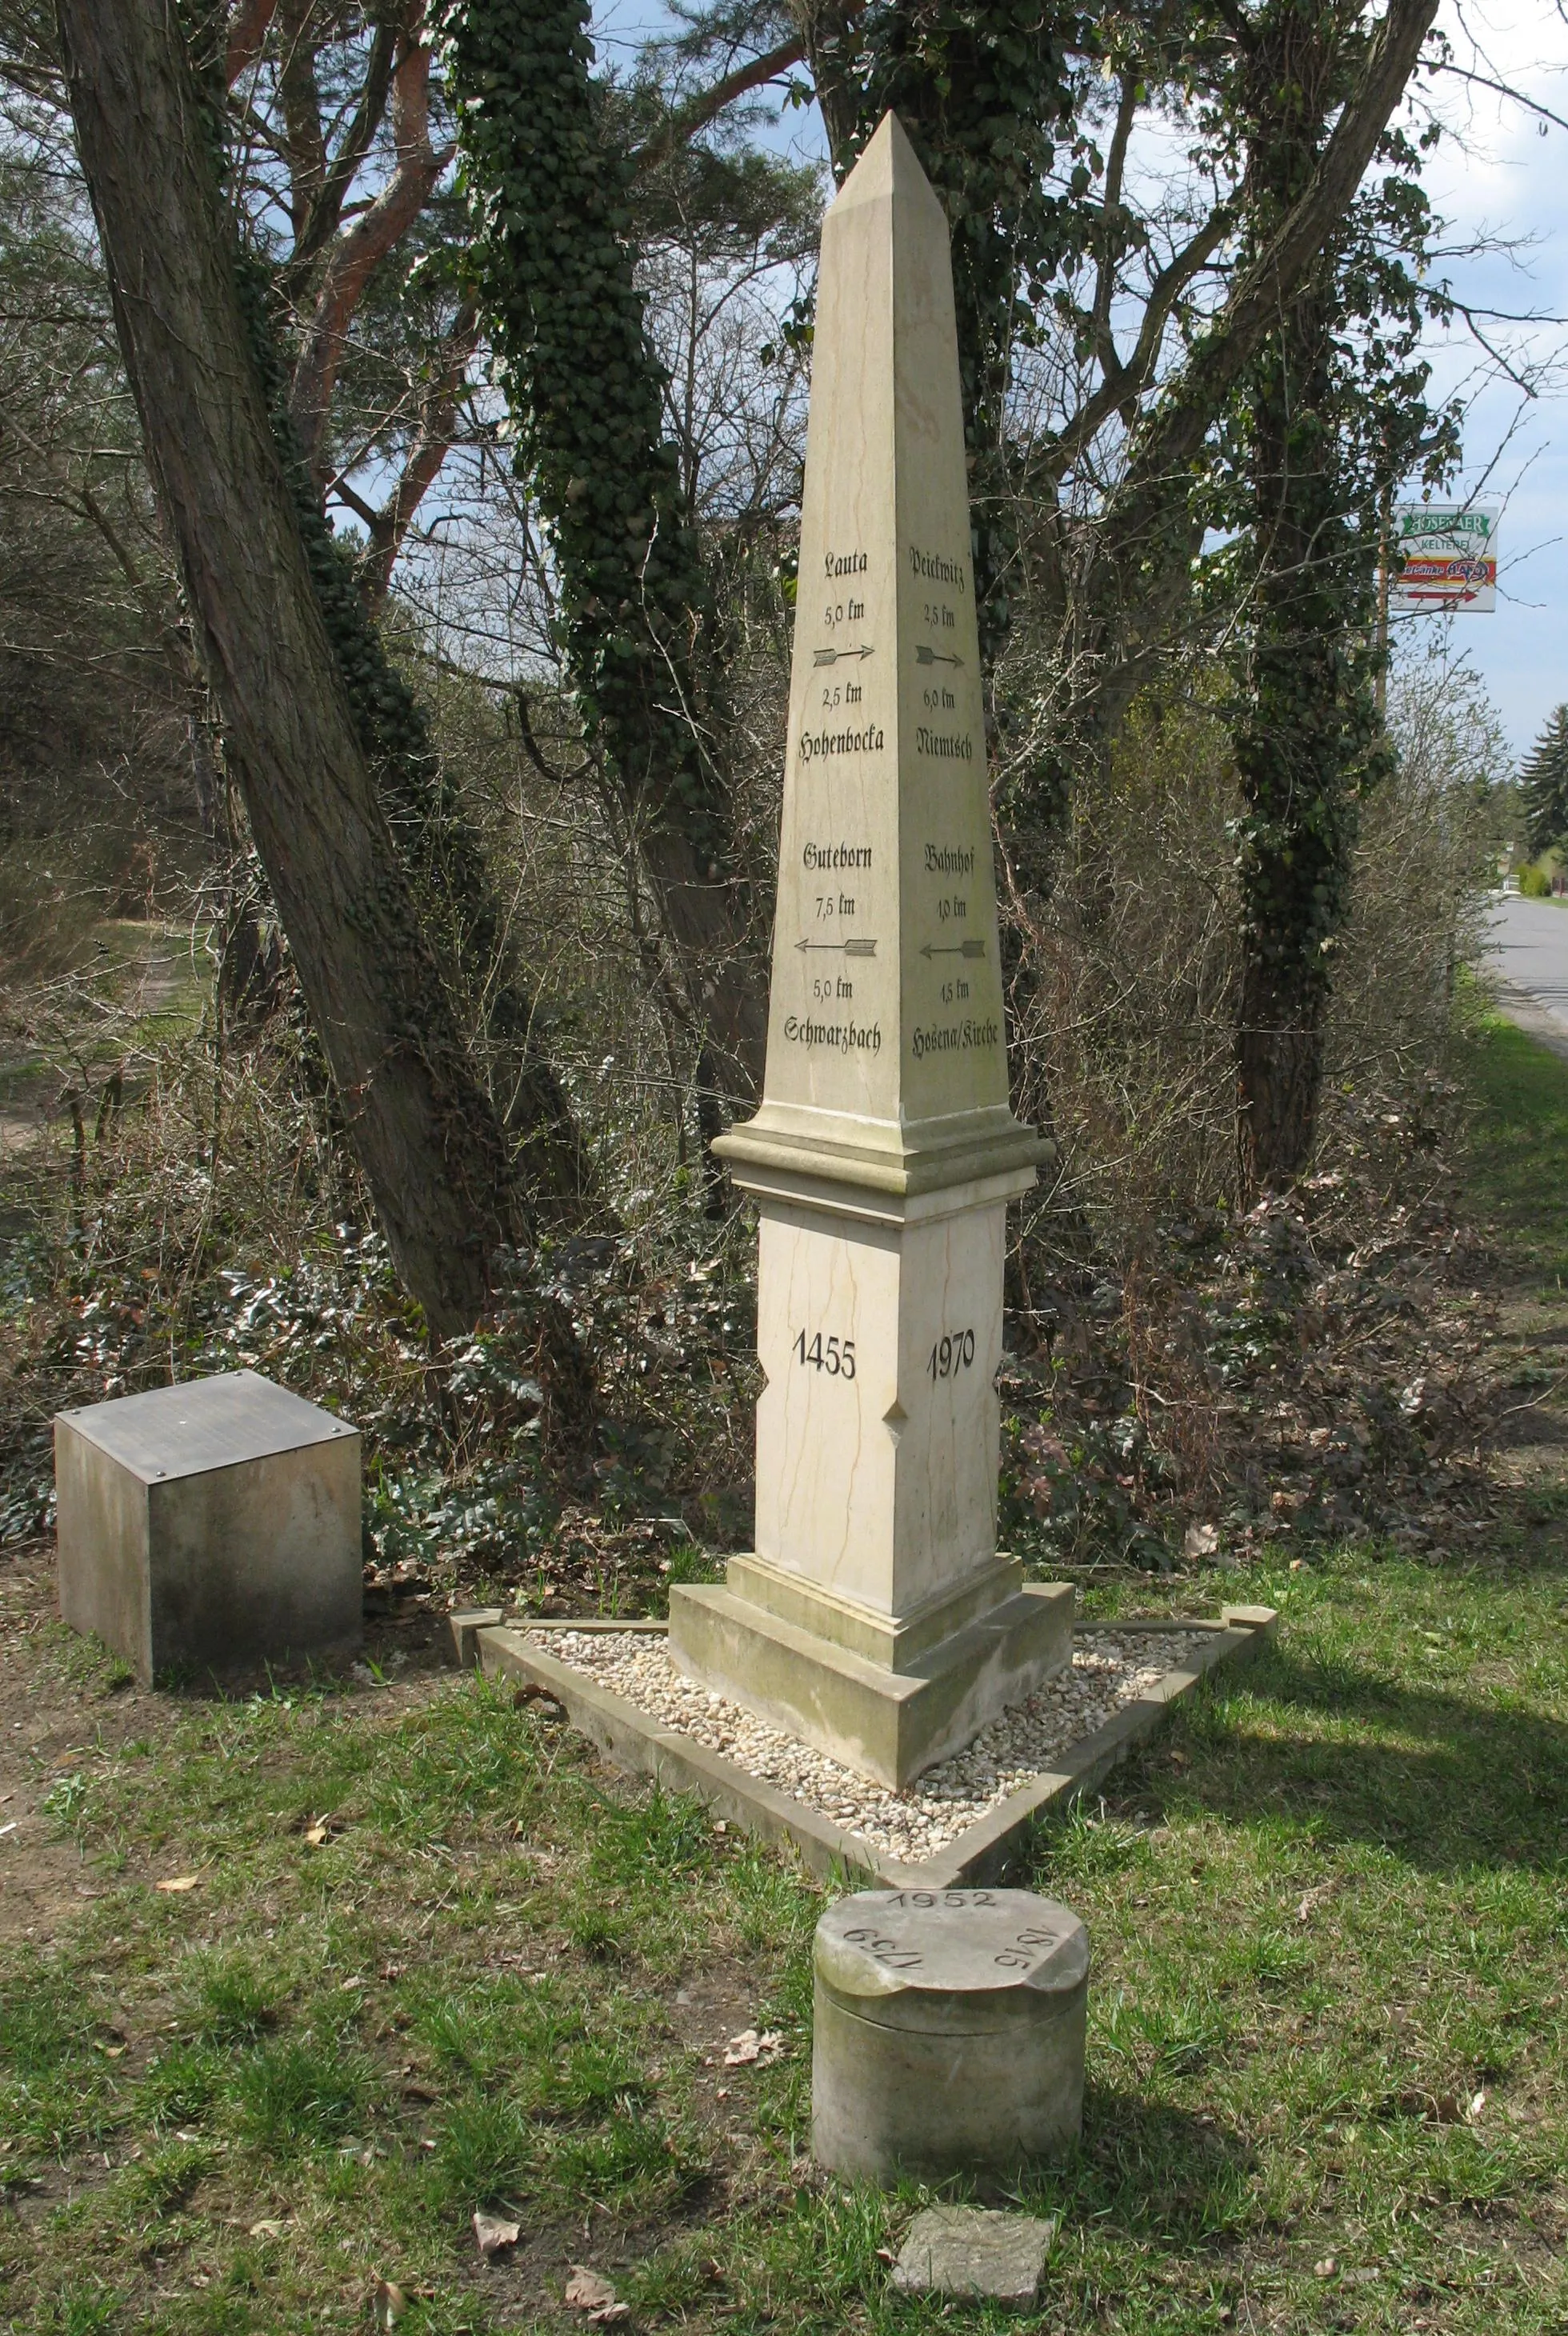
left=794, top=1329, right=857, bottom=1378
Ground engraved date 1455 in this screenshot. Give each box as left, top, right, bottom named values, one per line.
left=794, top=1329, right=857, bottom=1378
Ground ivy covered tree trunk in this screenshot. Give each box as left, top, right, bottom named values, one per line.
left=1231, top=304, right=1365, bottom=1194
left=1230, top=5, right=1386, bottom=1199
left=57, top=0, right=524, bottom=1338
left=440, top=0, right=767, bottom=1101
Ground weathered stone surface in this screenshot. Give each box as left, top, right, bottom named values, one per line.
left=812, top=1886, right=1089, bottom=2181
left=55, top=1370, right=361, bottom=1682
left=670, top=112, right=1068, bottom=1789
left=890, top=2206, right=1056, bottom=2303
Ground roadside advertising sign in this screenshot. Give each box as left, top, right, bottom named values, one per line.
left=1390, top=502, right=1500, bottom=613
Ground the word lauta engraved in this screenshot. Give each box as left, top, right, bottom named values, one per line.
left=667, top=115, right=1074, bottom=1790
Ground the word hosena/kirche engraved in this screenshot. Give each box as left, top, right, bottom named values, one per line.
left=910, top=1016, right=1000, bottom=1062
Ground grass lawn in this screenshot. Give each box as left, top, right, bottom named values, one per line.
left=1, top=1021, right=1565, bottom=2335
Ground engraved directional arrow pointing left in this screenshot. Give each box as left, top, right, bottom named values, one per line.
left=797, top=938, right=878, bottom=956
left=920, top=940, right=985, bottom=959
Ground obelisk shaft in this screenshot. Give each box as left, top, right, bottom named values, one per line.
left=720, top=110, right=1036, bottom=1201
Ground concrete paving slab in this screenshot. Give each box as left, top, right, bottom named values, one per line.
left=890, top=2206, right=1055, bottom=2302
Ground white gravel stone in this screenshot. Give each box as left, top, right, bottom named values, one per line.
left=526, top=1626, right=1206, bottom=1866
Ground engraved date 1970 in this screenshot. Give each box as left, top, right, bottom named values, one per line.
left=927, top=1327, right=975, bottom=1380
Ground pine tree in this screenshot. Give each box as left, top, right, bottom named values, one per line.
left=1519, top=706, right=1568, bottom=857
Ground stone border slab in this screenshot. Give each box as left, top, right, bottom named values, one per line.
left=473, top=1606, right=1277, bottom=1888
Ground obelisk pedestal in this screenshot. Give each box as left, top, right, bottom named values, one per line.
left=669, top=114, right=1071, bottom=1789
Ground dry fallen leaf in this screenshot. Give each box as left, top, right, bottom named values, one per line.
left=566, top=2264, right=630, bottom=2322
left=1467, top=2089, right=1486, bottom=2122
left=1314, top=2257, right=1338, bottom=2279
left=1295, top=1882, right=1337, bottom=1924
left=155, top=1874, right=200, bottom=1894
left=249, top=2218, right=290, bottom=2238
left=1183, top=1522, right=1220, bottom=1560
left=302, top=1818, right=334, bottom=1848
left=372, top=2278, right=408, bottom=2330
left=722, top=2028, right=784, bottom=2068
left=473, top=2210, right=521, bottom=2258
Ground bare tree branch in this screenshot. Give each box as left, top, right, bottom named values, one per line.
left=362, top=295, right=482, bottom=601
left=288, top=30, right=450, bottom=478
left=291, top=13, right=398, bottom=268
left=1117, top=0, right=1441, bottom=518
left=631, top=34, right=809, bottom=178
left=225, top=0, right=277, bottom=87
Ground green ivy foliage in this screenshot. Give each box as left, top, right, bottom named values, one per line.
left=1209, top=4, right=1457, bottom=1097
left=846, top=0, right=1098, bottom=652
left=436, top=0, right=729, bottom=870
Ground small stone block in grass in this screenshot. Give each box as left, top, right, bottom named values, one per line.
left=54, top=1369, right=362, bottom=1683
left=890, top=2206, right=1055, bottom=2304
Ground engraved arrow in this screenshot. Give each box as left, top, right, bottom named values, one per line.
left=813, top=645, right=875, bottom=666
left=920, top=940, right=985, bottom=959
left=915, top=646, right=964, bottom=667
left=796, top=937, right=878, bottom=956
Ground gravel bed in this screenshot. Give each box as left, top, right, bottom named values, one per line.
left=526, top=1626, right=1206, bottom=1865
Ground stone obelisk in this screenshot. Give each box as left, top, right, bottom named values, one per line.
left=669, top=114, right=1071, bottom=1789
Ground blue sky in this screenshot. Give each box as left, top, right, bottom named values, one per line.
left=1409, top=2, right=1568, bottom=757
left=592, top=0, right=1568, bottom=762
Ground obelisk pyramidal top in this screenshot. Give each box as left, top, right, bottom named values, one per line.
left=716, top=112, right=1040, bottom=1205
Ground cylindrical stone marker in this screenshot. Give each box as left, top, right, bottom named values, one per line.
left=812, top=1887, right=1089, bottom=2183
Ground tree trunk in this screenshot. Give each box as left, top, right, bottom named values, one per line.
left=1230, top=6, right=1379, bottom=1199
left=57, top=0, right=519, bottom=1339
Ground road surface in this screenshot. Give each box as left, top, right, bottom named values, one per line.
left=1485, top=890, right=1568, bottom=1056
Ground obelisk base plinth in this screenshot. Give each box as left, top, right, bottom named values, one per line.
left=669, top=1570, right=1071, bottom=1790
